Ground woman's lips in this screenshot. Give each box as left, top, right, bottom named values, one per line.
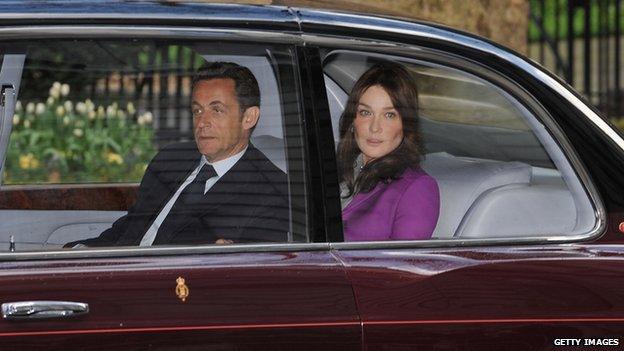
left=366, top=138, right=382, bottom=146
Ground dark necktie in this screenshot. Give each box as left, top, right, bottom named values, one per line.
left=179, top=163, right=217, bottom=205
left=153, top=163, right=217, bottom=243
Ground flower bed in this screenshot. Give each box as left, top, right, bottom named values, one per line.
left=4, top=82, right=156, bottom=184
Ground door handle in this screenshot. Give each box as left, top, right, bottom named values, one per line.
left=2, top=301, right=89, bottom=320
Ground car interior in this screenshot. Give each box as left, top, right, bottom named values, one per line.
left=0, top=41, right=302, bottom=250
left=322, top=51, right=597, bottom=239
left=0, top=43, right=599, bottom=250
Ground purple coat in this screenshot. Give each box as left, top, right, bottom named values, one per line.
left=342, top=168, right=440, bottom=241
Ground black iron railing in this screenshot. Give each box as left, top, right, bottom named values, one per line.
left=529, top=0, right=623, bottom=119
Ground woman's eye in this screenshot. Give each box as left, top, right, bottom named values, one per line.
left=358, top=110, right=371, bottom=117
left=385, top=112, right=396, bottom=118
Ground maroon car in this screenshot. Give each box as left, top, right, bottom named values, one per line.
left=0, top=1, right=623, bottom=350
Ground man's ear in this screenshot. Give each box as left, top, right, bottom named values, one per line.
left=242, top=106, right=260, bottom=131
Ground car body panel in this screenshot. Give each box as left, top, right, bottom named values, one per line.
left=335, top=246, right=624, bottom=350
left=0, top=251, right=361, bottom=350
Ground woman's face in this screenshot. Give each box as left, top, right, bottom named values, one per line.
left=353, top=85, right=404, bottom=165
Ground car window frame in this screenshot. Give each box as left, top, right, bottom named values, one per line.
left=300, top=34, right=606, bottom=249
left=0, top=25, right=336, bottom=261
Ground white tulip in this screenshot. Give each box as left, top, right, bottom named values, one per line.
left=26, top=102, right=35, bottom=114
left=15, top=101, right=22, bottom=111
left=49, top=86, right=60, bottom=100
left=76, top=102, right=87, bottom=114
left=35, top=103, right=45, bottom=115
left=106, top=105, right=117, bottom=118
left=60, top=84, right=70, bottom=97
left=143, top=111, right=153, bottom=124
left=73, top=128, right=83, bottom=137
left=12, top=115, right=20, bottom=125
left=85, top=99, right=95, bottom=112
left=63, top=101, right=73, bottom=113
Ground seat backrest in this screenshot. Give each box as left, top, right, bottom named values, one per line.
left=456, top=183, right=576, bottom=238
left=421, top=152, right=532, bottom=238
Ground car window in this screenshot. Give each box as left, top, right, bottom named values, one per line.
left=323, top=50, right=596, bottom=241
left=0, top=38, right=307, bottom=250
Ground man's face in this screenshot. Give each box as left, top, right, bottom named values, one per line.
left=192, top=78, right=258, bottom=162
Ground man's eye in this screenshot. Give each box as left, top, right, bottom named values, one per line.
left=212, top=107, right=224, bottom=114
left=192, top=108, right=202, bottom=116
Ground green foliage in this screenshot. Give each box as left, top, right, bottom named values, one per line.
left=529, top=0, right=624, bottom=42
left=611, top=118, right=624, bottom=134
left=4, top=82, right=156, bottom=184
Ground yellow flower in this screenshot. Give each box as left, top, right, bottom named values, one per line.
left=97, top=106, right=105, bottom=118
left=18, top=153, right=40, bottom=170
left=127, top=102, right=136, bottom=115
left=105, top=152, right=124, bottom=165
left=55, top=105, right=66, bottom=117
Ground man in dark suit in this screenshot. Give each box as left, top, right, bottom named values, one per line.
left=66, top=62, right=289, bottom=247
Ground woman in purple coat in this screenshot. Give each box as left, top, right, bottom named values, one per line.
left=337, top=62, right=440, bottom=241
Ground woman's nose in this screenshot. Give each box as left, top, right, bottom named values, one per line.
left=369, top=115, right=381, bottom=133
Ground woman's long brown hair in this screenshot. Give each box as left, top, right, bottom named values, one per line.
left=337, top=62, right=423, bottom=197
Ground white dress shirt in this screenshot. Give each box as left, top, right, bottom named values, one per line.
left=138, top=146, right=248, bottom=246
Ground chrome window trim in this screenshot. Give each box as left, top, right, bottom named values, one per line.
left=0, top=243, right=332, bottom=261
left=305, top=36, right=606, bottom=246
left=0, top=12, right=289, bottom=22
left=0, top=26, right=302, bottom=43
left=0, top=3, right=294, bottom=23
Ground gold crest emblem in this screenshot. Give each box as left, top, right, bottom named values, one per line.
left=175, top=276, right=190, bottom=302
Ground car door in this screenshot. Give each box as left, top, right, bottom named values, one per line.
left=0, top=20, right=360, bottom=351
left=300, top=9, right=624, bottom=350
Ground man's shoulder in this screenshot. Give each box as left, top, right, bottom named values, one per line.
left=242, top=144, right=286, bottom=177
left=145, top=141, right=200, bottom=176
left=237, top=144, right=287, bottom=196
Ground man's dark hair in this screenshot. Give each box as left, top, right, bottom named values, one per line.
left=192, top=61, right=260, bottom=112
